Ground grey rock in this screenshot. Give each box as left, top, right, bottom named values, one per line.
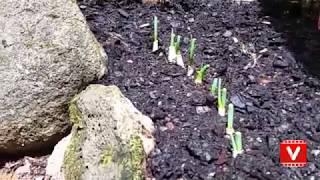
left=223, top=30, right=232, bottom=37
left=188, top=18, right=195, bottom=23
left=273, top=59, right=289, bottom=68
left=149, top=90, right=158, bottom=99
left=170, top=21, right=180, bottom=28
left=0, top=0, right=107, bottom=153
left=191, top=91, right=207, bottom=106
left=196, top=106, right=211, bottom=114
left=230, top=95, right=246, bottom=109
left=46, top=134, right=72, bottom=180
left=118, top=9, right=129, bottom=18
left=47, top=85, right=155, bottom=180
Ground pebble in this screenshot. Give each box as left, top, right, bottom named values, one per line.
left=118, top=9, right=129, bottom=18
left=188, top=18, right=195, bottom=23
left=170, top=21, right=180, bottom=28
left=223, top=30, right=232, bottom=37
left=159, top=126, right=168, bottom=131
left=273, top=59, right=289, bottom=68
left=191, top=91, right=207, bottom=106
left=149, top=91, right=158, bottom=99
left=196, top=106, right=211, bottom=114
left=114, top=71, right=123, bottom=77
left=230, top=95, right=246, bottom=109
left=311, top=149, right=320, bottom=156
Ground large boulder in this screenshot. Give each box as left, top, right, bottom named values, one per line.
left=0, top=0, right=107, bottom=153
left=46, top=85, right=155, bottom=180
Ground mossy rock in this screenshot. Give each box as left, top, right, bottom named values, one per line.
left=47, top=85, right=154, bottom=180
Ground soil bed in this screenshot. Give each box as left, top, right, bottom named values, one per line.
left=79, top=0, right=320, bottom=179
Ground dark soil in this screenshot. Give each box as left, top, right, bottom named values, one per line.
left=79, top=0, right=320, bottom=179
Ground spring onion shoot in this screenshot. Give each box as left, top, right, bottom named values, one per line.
left=152, top=16, right=159, bottom=52
left=210, top=78, right=219, bottom=96
left=168, top=29, right=176, bottom=63
left=187, top=38, right=196, bottom=76
left=195, top=64, right=209, bottom=84
left=230, top=131, right=244, bottom=158
left=217, top=79, right=227, bottom=116
left=226, top=103, right=234, bottom=135
left=175, top=35, right=184, bottom=68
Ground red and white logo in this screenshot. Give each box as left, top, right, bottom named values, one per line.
left=280, top=140, right=307, bottom=167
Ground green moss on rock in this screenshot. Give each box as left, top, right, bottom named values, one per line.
left=63, top=99, right=86, bottom=180
left=128, top=135, right=144, bottom=180
left=100, top=146, right=114, bottom=167
left=69, top=97, right=84, bottom=128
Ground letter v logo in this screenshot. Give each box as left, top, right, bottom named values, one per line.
left=286, top=146, right=300, bottom=161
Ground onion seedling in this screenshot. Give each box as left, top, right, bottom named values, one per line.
left=175, top=35, right=184, bottom=68
left=230, top=131, right=244, bottom=158
left=187, top=38, right=196, bottom=76
left=168, top=29, right=176, bottom=63
left=217, top=79, right=227, bottom=116
left=210, top=78, right=219, bottom=96
left=195, top=64, right=209, bottom=85
left=226, top=103, right=234, bottom=135
left=152, top=16, right=159, bottom=52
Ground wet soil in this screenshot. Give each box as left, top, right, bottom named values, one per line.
left=79, top=0, right=320, bottom=179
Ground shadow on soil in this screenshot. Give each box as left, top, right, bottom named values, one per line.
left=260, top=0, right=320, bottom=77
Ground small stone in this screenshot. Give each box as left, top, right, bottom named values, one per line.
left=127, top=60, right=133, bottom=63
left=262, top=21, right=271, bottom=25
left=191, top=91, right=206, bottom=106
left=277, top=123, right=289, bottom=132
left=118, top=9, right=129, bottom=18
left=206, top=93, right=216, bottom=104
left=248, top=75, right=255, bottom=82
left=114, top=71, right=123, bottom=77
left=166, top=122, right=175, bottom=130
left=196, top=106, right=210, bottom=114
left=232, top=37, right=239, bottom=43
left=139, top=23, right=150, bottom=28
left=170, top=21, right=180, bottom=28
left=204, top=152, right=213, bottom=162
left=208, top=172, right=215, bottom=177
left=213, top=32, right=220, bottom=37
left=149, top=91, right=158, bottom=99
left=256, top=137, right=262, bottom=143
left=183, top=37, right=189, bottom=44
left=79, top=5, right=86, bottom=9
left=159, top=126, right=168, bottom=131
left=311, top=149, right=320, bottom=156
left=273, top=59, right=289, bottom=68
left=230, top=95, right=246, bottom=109
left=188, top=18, right=195, bottom=23
left=162, top=77, right=171, bottom=81
left=223, top=30, right=232, bottom=37
left=15, top=159, right=31, bottom=175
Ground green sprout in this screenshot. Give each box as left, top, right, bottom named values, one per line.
left=168, top=29, right=176, bottom=63
left=195, top=64, right=209, bottom=84
left=175, top=35, right=181, bottom=54
left=217, top=78, right=227, bottom=116
left=175, top=35, right=184, bottom=68
left=187, top=38, right=196, bottom=76
left=152, top=16, right=159, bottom=52
left=230, top=131, right=244, bottom=158
left=210, top=78, right=219, bottom=96
left=226, top=103, right=234, bottom=135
